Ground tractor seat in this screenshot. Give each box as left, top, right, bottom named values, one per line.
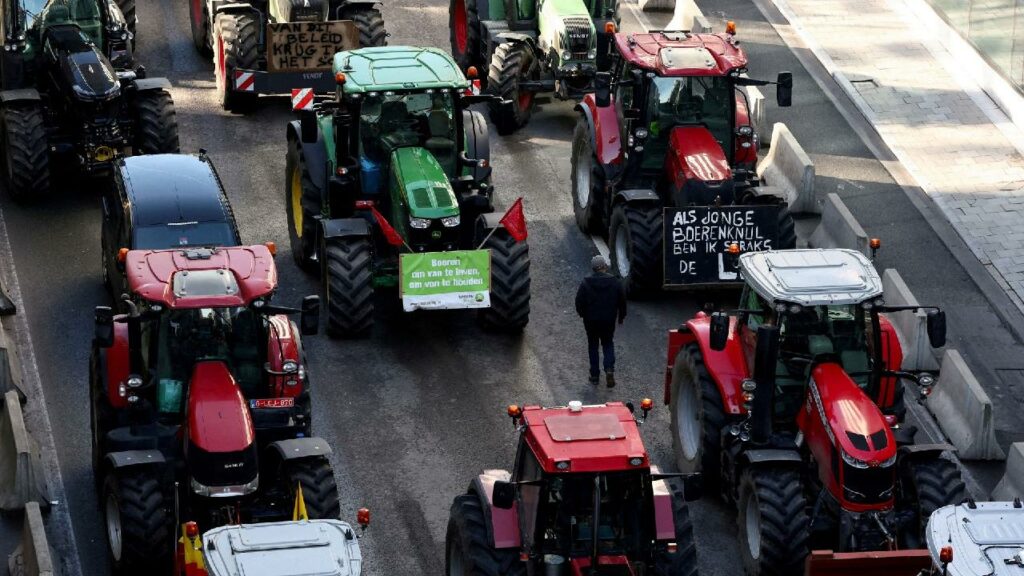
left=807, top=335, right=835, bottom=357
left=424, top=110, right=455, bottom=173
left=377, top=100, right=419, bottom=152
left=40, top=4, right=72, bottom=29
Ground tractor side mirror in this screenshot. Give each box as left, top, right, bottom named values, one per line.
left=682, top=473, right=703, bottom=501
left=300, top=295, right=320, bottom=336
left=594, top=72, right=611, bottom=108
left=94, top=306, right=114, bottom=348
left=776, top=71, right=793, bottom=107
left=709, top=312, right=730, bottom=351
left=926, top=309, right=946, bottom=348
left=492, top=480, right=515, bottom=510
left=300, top=110, right=318, bottom=144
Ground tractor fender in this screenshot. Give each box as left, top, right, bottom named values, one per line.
left=494, top=32, right=535, bottom=47
left=321, top=217, right=370, bottom=240
left=613, top=188, right=659, bottom=205
left=105, top=449, right=165, bottom=469
left=739, top=449, right=803, bottom=467
left=266, top=315, right=304, bottom=398
left=212, top=1, right=259, bottom=15
left=649, top=464, right=677, bottom=540
left=267, top=437, right=333, bottom=461
left=684, top=313, right=751, bottom=416
left=287, top=120, right=329, bottom=196
left=897, top=443, right=956, bottom=462
left=576, top=94, right=623, bottom=166
left=0, top=88, right=41, bottom=104
left=476, top=212, right=504, bottom=230
left=469, top=470, right=521, bottom=549
left=131, top=77, right=172, bottom=92
left=462, top=109, right=490, bottom=182
left=104, top=319, right=131, bottom=410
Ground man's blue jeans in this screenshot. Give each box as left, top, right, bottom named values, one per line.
left=585, top=322, right=616, bottom=376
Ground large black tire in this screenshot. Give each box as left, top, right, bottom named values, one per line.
left=670, top=344, right=727, bottom=488
left=285, top=139, right=320, bottom=271
left=655, top=486, right=700, bottom=576
left=1, top=104, right=50, bottom=202
left=478, top=227, right=530, bottom=331
left=283, top=456, right=341, bottom=519
left=446, top=493, right=525, bottom=576
left=213, top=12, right=259, bottom=113
left=89, top=349, right=118, bottom=490
left=487, top=42, right=536, bottom=135
left=899, top=457, right=966, bottom=549
left=324, top=236, right=374, bottom=338
left=737, top=467, right=809, bottom=576
left=776, top=205, right=796, bottom=250
left=608, top=203, right=663, bottom=297
left=570, top=116, right=603, bottom=234
left=132, top=90, right=179, bottom=154
left=102, top=468, right=173, bottom=576
left=342, top=6, right=387, bottom=47
left=449, top=0, right=483, bottom=73
left=190, top=0, right=212, bottom=56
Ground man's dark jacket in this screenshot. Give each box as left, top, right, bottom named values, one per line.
left=575, top=271, right=627, bottom=327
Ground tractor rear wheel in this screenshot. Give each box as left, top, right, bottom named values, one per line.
left=102, top=468, right=172, bottom=576
left=282, top=457, right=341, bottom=519
left=478, top=225, right=530, bottom=331
left=285, top=139, right=320, bottom=271
left=609, top=203, right=663, bottom=297
left=449, top=0, right=483, bottom=74
left=571, top=116, right=603, bottom=234
left=342, top=6, right=387, bottom=47
left=324, top=236, right=374, bottom=338
left=1, top=104, right=50, bottom=202
left=899, top=457, right=966, bottom=549
left=487, top=42, right=536, bottom=135
left=655, top=486, right=699, bottom=576
left=670, top=343, right=727, bottom=487
left=190, top=0, right=212, bottom=55
left=132, top=90, right=179, bottom=154
left=776, top=204, right=796, bottom=250
left=446, top=493, right=525, bottom=576
left=214, top=12, right=259, bottom=113
left=737, top=467, right=809, bottom=576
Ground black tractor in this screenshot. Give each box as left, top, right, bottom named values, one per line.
left=0, top=0, right=178, bottom=201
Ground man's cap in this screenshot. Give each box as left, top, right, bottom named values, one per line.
left=591, top=255, right=608, bottom=271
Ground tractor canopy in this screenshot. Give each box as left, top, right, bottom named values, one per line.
left=521, top=402, right=648, bottom=473
left=615, top=32, right=748, bottom=77
left=740, top=249, right=884, bottom=307
left=333, top=46, right=470, bottom=94
left=203, top=520, right=364, bottom=576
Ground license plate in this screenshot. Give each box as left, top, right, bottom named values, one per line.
left=250, top=398, right=294, bottom=409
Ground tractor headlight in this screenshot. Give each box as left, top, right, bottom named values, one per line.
left=628, top=457, right=643, bottom=466
left=588, top=47, right=597, bottom=59
left=127, top=375, right=144, bottom=389
left=635, top=127, right=649, bottom=140
left=281, top=361, right=298, bottom=374
left=441, top=216, right=460, bottom=228
left=737, top=125, right=753, bottom=136
left=409, top=217, right=430, bottom=229
left=788, top=304, right=803, bottom=314
left=561, top=49, right=572, bottom=61
left=841, top=450, right=869, bottom=469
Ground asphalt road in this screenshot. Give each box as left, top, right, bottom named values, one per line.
left=0, top=0, right=1020, bottom=574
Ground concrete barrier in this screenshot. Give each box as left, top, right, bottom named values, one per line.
left=991, top=443, right=1024, bottom=500
left=664, top=0, right=704, bottom=28
left=745, top=86, right=768, bottom=147
left=6, top=502, right=55, bottom=576
left=640, top=0, right=674, bottom=12
left=756, top=123, right=818, bottom=214
left=0, top=391, right=48, bottom=511
left=0, top=281, right=14, bottom=317
left=926, top=349, right=1005, bottom=460
left=808, top=193, right=868, bottom=254
left=881, top=269, right=940, bottom=372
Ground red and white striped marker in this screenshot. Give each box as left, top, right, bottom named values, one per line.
left=233, top=70, right=255, bottom=92
left=463, top=79, right=481, bottom=96
left=291, top=88, right=314, bottom=111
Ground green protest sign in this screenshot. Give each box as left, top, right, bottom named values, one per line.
left=399, top=250, right=491, bottom=311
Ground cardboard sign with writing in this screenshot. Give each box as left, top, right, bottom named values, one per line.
left=663, top=205, right=782, bottom=287
left=267, top=21, right=358, bottom=73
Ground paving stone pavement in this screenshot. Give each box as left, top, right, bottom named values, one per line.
left=773, top=0, right=1024, bottom=312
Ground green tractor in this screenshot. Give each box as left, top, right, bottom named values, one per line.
left=449, top=0, right=620, bottom=134
left=286, top=46, right=531, bottom=338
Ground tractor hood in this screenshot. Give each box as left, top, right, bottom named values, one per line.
left=47, top=27, right=120, bottom=101
left=187, top=361, right=259, bottom=495
left=806, top=363, right=896, bottom=465
left=668, top=126, right=732, bottom=183
left=389, top=147, right=459, bottom=219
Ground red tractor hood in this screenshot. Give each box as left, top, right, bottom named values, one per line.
left=187, top=361, right=255, bottom=453
left=806, top=363, right=896, bottom=465
left=668, top=126, right=732, bottom=183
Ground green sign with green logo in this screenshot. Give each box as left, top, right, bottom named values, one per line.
left=399, top=250, right=491, bottom=311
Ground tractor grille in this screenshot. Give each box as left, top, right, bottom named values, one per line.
left=563, top=17, right=592, bottom=59
left=842, top=461, right=894, bottom=505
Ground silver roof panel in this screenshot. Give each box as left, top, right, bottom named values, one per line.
left=927, top=502, right=1024, bottom=576
left=203, top=520, right=362, bottom=576
left=739, top=249, right=883, bottom=306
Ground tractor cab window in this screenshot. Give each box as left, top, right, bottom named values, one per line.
left=20, top=0, right=51, bottom=30
left=133, top=222, right=238, bottom=250
left=642, top=75, right=732, bottom=170
left=358, top=90, right=457, bottom=174
left=537, top=472, right=646, bottom=559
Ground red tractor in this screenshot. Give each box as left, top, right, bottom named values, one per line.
left=572, top=29, right=795, bottom=295
left=663, top=248, right=966, bottom=575
left=446, top=400, right=700, bottom=575
left=89, top=244, right=338, bottom=574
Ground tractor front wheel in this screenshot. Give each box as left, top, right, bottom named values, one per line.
left=189, top=0, right=212, bottom=55
left=102, top=468, right=172, bottom=576
left=655, top=485, right=699, bottom=576
left=450, top=0, right=483, bottom=75
left=214, top=12, right=259, bottom=113
left=737, top=467, right=809, bottom=576
left=341, top=6, right=387, bottom=47
left=324, top=236, right=374, bottom=338
left=446, top=493, right=525, bottom=576
left=609, top=203, right=663, bottom=297
left=478, top=224, right=530, bottom=331
left=570, top=116, right=604, bottom=234
left=898, top=457, right=966, bottom=549
left=487, top=42, right=536, bottom=135
left=282, top=456, right=341, bottom=519
left=285, top=139, right=320, bottom=271
left=1, top=104, right=50, bottom=202
left=670, top=343, right=727, bottom=489
left=132, top=90, right=179, bottom=154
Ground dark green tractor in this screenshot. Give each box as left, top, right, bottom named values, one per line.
left=0, top=0, right=178, bottom=201
left=286, top=46, right=530, bottom=338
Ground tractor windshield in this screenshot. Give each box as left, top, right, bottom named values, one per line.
left=644, top=75, right=732, bottom=164
left=358, top=90, right=457, bottom=176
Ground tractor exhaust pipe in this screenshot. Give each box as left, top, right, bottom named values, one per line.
left=750, top=325, right=779, bottom=445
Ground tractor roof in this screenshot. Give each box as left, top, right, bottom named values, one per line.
left=522, top=402, right=649, bottom=474
left=203, top=520, right=363, bottom=576
left=614, top=31, right=747, bottom=76
left=334, top=46, right=470, bottom=94
left=125, top=245, right=277, bottom=309
left=118, top=154, right=232, bottom=228
left=927, top=502, right=1024, bottom=575
left=740, top=249, right=883, bottom=306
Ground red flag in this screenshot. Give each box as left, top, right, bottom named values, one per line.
left=371, top=206, right=405, bottom=247
left=499, top=198, right=527, bottom=242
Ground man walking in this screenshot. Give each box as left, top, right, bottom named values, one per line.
left=575, top=256, right=627, bottom=387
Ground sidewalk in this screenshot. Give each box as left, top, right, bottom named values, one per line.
left=771, top=0, right=1024, bottom=314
